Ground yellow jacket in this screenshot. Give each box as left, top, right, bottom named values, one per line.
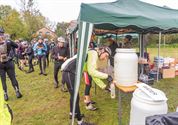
left=0, top=80, right=12, bottom=125
left=84, top=50, right=108, bottom=89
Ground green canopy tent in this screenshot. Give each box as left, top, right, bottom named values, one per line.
left=71, top=0, right=178, bottom=124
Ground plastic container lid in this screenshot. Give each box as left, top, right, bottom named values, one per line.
left=154, top=57, right=164, bottom=60
left=133, top=88, right=167, bottom=103
left=116, top=48, right=136, bottom=53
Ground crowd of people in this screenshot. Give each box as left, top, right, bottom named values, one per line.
left=0, top=26, right=133, bottom=125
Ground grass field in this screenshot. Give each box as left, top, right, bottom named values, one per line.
left=147, top=48, right=178, bottom=61
left=6, top=48, right=178, bottom=125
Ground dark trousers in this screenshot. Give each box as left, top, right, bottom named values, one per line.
left=28, top=55, right=34, bottom=71
left=46, top=53, right=49, bottom=66
left=14, top=54, right=19, bottom=66
left=0, top=61, right=20, bottom=93
left=84, top=74, right=92, bottom=96
left=62, top=72, right=82, bottom=121
left=54, top=62, right=62, bottom=85
left=38, top=55, right=46, bottom=73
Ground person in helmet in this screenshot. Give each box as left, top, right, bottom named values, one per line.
left=51, top=37, right=69, bottom=90
left=61, top=55, right=94, bottom=125
left=122, top=35, right=133, bottom=48
left=0, top=27, right=22, bottom=101
left=33, top=36, right=48, bottom=75
left=83, top=47, right=113, bottom=110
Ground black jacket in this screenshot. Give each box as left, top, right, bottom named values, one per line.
left=7, top=40, right=18, bottom=60
left=26, top=46, right=34, bottom=56
left=51, top=46, right=69, bottom=63
left=109, top=42, right=119, bottom=66
left=6, top=40, right=18, bottom=54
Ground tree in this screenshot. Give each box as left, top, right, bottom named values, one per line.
left=0, top=5, right=12, bottom=20
left=3, top=9, right=27, bottom=40
left=55, top=22, right=69, bottom=38
left=0, top=5, right=13, bottom=26
left=0, top=5, right=27, bottom=40
left=19, top=0, right=47, bottom=39
left=0, top=1, right=51, bottom=40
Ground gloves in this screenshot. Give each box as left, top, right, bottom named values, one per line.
left=107, top=75, right=113, bottom=83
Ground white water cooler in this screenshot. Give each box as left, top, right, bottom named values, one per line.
left=114, top=49, right=138, bottom=86
left=130, top=84, right=168, bottom=125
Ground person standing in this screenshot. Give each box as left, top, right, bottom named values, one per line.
left=0, top=27, right=22, bottom=101
left=121, top=35, right=133, bottom=48
left=83, top=47, right=113, bottom=110
left=108, top=37, right=119, bottom=67
left=26, top=43, right=34, bottom=73
left=51, top=37, right=68, bottom=90
left=89, top=34, right=97, bottom=49
left=49, top=40, right=56, bottom=62
left=61, top=55, right=93, bottom=125
left=33, top=37, right=47, bottom=76
left=17, top=41, right=28, bottom=71
left=44, top=38, right=50, bottom=67
left=31, top=39, right=38, bottom=66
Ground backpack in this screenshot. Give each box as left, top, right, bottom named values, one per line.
left=0, top=41, right=8, bottom=63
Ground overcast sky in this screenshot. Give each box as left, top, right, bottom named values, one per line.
left=1, top=0, right=178, bottom=23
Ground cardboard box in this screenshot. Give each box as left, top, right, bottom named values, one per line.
left=175, top=58, right=178, bottom=64
left=161, top=68, right=175, bottom=78
left=175, top=64, right=178, bottom=70
left=176, top=70, right=178, bottom=76
left=138, top=57, right=148, bottom=64
left=169, top=62, right=175, bottom=67
left=163, top=63, right=169, bottom=67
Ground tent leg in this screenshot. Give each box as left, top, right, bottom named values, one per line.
left=164, top=35, right=166, bottom=48
left=95, top=83, right=97, bottom=95
left=139, top=34, right=144, bottom=75
left=157, top=32, right=162, bottom=82
left=72, top=22, right=93, bottom=125
left=118, top=89, right=122, bottom=125
left=141, top=34, right=144, bottom=74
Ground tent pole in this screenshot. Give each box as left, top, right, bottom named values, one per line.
left=72, top=22, right=93, bottom=125
left=139, top=34, right=144, bottom=75
left=72, top=33, right=75, bottom=56
left=141, top=34, right=144, bottom=58
left=157, top=32, right=162, bottom=82
left=138, top=34, right=140, bottom=52
left=141, top=34, right=144, bottom=74
left=71, top=33, right=74, bottom=57
left=138, top=34, right=141, bottom=75
left=116, top=33, right=118, bottom=41
left=69, top=34, right=73, bottom=57
left=97, top=37, right=100, bottom=47
left=164, top=35, right=166, bottom=48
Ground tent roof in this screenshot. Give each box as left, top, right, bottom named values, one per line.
left=79, top=0, right=178, bottom=33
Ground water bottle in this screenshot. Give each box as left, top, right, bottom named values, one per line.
left=110, top=83, right=116, bottom=99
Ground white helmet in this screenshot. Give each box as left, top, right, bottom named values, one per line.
left=57, top=37, right=65, bottom=43
left=44, top=38, right=48, bottom=42
left=22, top=41, right=28, bottom=45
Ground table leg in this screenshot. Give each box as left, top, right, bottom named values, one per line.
left=95, top=83, right=97, bottom=95
left=118, top=89, right=122, bottom=125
